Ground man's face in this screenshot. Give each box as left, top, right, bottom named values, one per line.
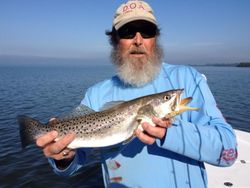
left=117, top=21, right=157, bottom=69
left=111, top=20, right=163, bottom=87
left=118, top=35, right=156, bottom=70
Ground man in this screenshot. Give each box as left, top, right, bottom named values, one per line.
left=36, top=1, right=237, bottom=187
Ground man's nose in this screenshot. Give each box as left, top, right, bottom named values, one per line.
left=133, top=32, right=143, bottom=46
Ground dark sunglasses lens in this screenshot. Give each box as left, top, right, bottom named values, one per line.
left=118, top=27, right=136, bottom=39
left=118, top=26, right=157, bottom=39
left=140, top=27, right=157, bottom=38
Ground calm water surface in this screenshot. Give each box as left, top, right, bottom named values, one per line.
left=0, top=65, right=249, bottom=187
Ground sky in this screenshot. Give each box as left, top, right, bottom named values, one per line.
left=0, top=0, right=250, bottom=65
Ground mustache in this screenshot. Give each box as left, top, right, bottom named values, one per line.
left=128, top=47, right=147, bottom=54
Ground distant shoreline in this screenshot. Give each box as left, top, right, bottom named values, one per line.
left=192, top=62, right=250, bottom=67
left=236, top=62, right=250, bottom=67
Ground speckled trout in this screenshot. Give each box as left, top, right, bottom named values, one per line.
left=17, top=89, right=198, bottom=149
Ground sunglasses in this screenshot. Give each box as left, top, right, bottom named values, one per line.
left=117, top=24, right=157, bottom=39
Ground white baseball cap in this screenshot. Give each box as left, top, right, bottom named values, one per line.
left=113, top=0, right=158, bottom=30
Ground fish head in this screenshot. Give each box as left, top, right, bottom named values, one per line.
left=146, top=89, right=199, bottom=118
left=146, top=89, right=183, bottom=118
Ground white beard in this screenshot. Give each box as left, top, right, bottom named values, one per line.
left=111, top=43, right=163, bottom=87
left=116, top=58, right=161, bottom=87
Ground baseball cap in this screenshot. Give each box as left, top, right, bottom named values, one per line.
left=113, top=0, right=157, bottom=30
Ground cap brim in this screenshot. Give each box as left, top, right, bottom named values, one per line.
left=114, top=17, right=157, bottom=30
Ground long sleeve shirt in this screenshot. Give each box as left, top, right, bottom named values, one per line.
left=49, top=63, right=237, bottom=188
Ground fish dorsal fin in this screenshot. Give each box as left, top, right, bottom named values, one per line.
left=59, top=104, right=95, bottom=120
left=100, top=101, right=125, bottom=111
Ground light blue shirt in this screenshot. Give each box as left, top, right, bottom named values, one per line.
left=49, top=63, right=237, bottom=188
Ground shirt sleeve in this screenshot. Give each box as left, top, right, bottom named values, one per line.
left=156, top=68, right=237, bottom=167
left=48, top=148, right=87, bottom=176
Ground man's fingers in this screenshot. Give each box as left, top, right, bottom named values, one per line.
left=47, top=133, right=75, bottom=155
left=152, top=116, right=172, bottom=128
left=52, top=150, right=76, bottom=161
left=142, top=122, right=166, bottom=139
left=36, top=117, right=77, bottom=161
left=57, top=133, right=75, bottom=147
left=36, top=117, right=59, bottom=147
left=36, top=131, right=58, bottom=147
left=135, top=117, right=171, bottom=145
left=135, top=129, right=155, bottom=145
left=62, top=150, right=76, bottom=160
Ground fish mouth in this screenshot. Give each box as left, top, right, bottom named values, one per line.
left=179, top=97, right=199, bottom=113
left=166, top=93, right=199, bottom=118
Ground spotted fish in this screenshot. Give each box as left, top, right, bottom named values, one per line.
left=17, top=89, right=198, bottom=149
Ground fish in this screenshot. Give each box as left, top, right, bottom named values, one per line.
left=17, top=89, right=198, bottom=149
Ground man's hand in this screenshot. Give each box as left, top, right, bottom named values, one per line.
left=36, top=118, right=76, bottom=161
left=36, top=131, right=76, bottom=160
left=135, top=116, right=172, bottom=145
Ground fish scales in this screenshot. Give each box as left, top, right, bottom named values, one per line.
left=55, top=112, right=126, bottom=137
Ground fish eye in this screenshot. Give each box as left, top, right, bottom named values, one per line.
left=164, top=95, right=171, bottom=100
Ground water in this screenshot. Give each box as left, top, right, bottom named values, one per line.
left=0, top=65, right=249, bottom=187
left=195, top=66, right=250, bottom=131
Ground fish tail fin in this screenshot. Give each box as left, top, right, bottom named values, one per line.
left=17, top=115, right=43, bottom=148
